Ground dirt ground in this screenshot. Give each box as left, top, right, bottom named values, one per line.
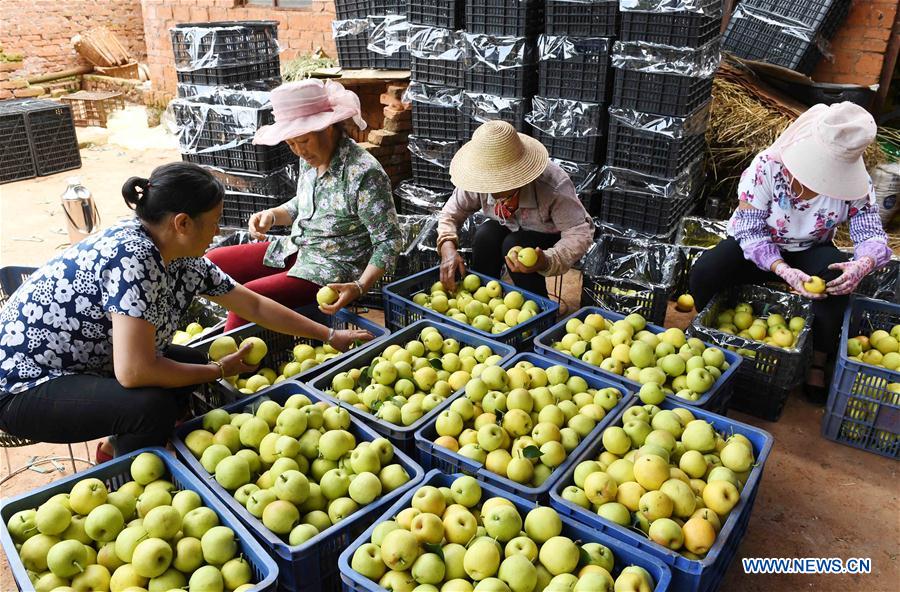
left=1, top=123, right=899, bottom=591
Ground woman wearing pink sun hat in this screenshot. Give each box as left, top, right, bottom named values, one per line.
left=207, top=79, right=402, bottom=329
left=690, top=102, right=893, bottom=399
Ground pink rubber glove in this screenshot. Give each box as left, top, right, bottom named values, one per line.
left=774, top=262, right=826, bottom=300
left=827, top=258, right=874, bottom=296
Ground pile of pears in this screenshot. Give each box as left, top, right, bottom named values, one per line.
left=350, top=476, right=659, bottom=591
left=559, top=403, right=758, bottom=561
left=549, top=312, right=730, bottom=403
left=323, top=326, right=505, bottom=427
left=208, top=334, right=343, bottom=394
left=709, top=303, right=806, bottom=355
left=430, top=360, right=624, bottom=488
left=411, top=274, right=542, bottom=335
left=171, top=322, right=215, bottom=346
left=6, top=452, right=258, bottom=592
left=183, top=393, right=413, bottom=544
left=846, top=324, right=900, bottom=372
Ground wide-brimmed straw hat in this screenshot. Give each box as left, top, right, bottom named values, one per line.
left=776, top=101, right=876, bottom=200
left=253, top=79, right=366, bottom=146
left=450, top=120, right=549, bottom=193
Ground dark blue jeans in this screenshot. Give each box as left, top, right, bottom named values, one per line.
left=0, top=345, right=207, bottom=455
left=471, top=219, right=561, bottom=297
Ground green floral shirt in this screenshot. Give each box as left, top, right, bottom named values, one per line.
left=264, top=135, right=402, bottom=285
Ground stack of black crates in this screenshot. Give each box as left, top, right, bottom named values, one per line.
left=169, top=21, right=297, bottom=234
left=532, top=0, right=620, bottom=211
left=0, top=99, right=81, bottom=185
left=722, top=0, right=851, bottom=75
left=598, top=0, right=722, bottom=241
left=333, top=1, right=411, bottom=71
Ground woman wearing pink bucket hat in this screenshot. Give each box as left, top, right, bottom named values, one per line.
left=207, top=79, right=402, bottom=328
left=690, top=102, right=893, bottom=400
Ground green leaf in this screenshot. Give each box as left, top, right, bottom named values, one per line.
left=429, top=358, right=443, bottom=369
left=522, top=445, right=542, bottom=460
left=494, top=409, right=504, bottom=424
left=358, top=370, right=371, bottom=388
left=371, top=399, right=383, bottom=411
left=366, top=365, right=375, bottom=378
left=424, top=543, right=444, bottom=560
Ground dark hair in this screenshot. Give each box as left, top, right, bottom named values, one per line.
left=122, top=162, right=224, bottom=224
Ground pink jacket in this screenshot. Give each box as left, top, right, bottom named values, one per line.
left=437, top=161, right=595, bottom=276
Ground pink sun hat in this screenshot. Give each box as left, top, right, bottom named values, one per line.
left=253, top=79, right=367, bottom=146
left=774, top=101, right=876, bottom=200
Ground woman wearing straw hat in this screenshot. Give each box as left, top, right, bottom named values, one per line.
left=206, top=79, right=402, bottom=329
left=436, top=120, right=594, bottom=297
left=690, top=102, right=893, bottom=398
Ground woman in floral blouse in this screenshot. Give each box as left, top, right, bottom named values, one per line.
left=0, top=163, right=372, bottom=458
left=690, top=102, right=892, bottom=398
left=206, top=80, right=402, bottom=329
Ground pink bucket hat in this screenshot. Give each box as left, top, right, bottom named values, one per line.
left=253, top=79, right=367, bottom=146
left=774, top=101, right=876, bottom=200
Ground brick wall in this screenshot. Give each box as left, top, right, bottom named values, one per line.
left=813, top=0, right=897, bottom=86
left=0, top=0, right=146, bottom=77
left=142, top=0, right=337, bottom=99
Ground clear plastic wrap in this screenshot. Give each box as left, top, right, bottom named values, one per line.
left=407, top=135, right=459, bottom=167
left=394, top=180, right=452, bottom=212
left=418, top=212, right=489, bottom=255
left=538, top=34, right=611, bottom=61
left=367, top=14, right=410, bottom=56
left=526, top=96, right=605, bottom=137
left=171, top=23, right=281, bottom=72
left=461, top=92, right=528, bottom=123
left=552, top=158, right=602, bottom=195
left=403, top=81, right=464, bottom=107
left=331, top=18, right=369, bottom=39
left=165, top=88, right=274, bottom=154
left=729, top=4, right=832, bottom=57
left=407, top=25, right=466, bottom=60
left=619, top=0, right=718, bottom=14
left=598, top=158, right=704, bottom=199
left=204, top=163, right=300, bottom=199
left=691, top=284, right=814, bottom=354
left=208, top=230, right=262, bottom=250
left=612, top=38, right=721, bottom=77
left=583, top=234, right=682, bottom=287
left=396, top=214, right=439, bottom=257
left=608, top=101, right=710, bottom=139
left=463, top=33, right=535, bottom=71
left=675, top=215, right=728, bottom=248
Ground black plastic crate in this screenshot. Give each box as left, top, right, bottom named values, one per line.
left=0, top=111, right=36, bottom=184
left=335, top=0, right=371, bottom=19
left=411, top=155, right=454, bottom=191
left=553, top=158, right=602, bottom=196
left=606, top=110, right=709, bottom=178
left=742, top=0, right=850, bottom=38
left=176, top=57, right=281, bottom=86
left=410, top=56, right=463, bottom=87
left=407, top=0, right=464, bottom=28
left=722, top=14, right=822, bottom=75
left=375, top=0, right=407, bottom=15
left=205, top=164, right=298, bottom=199
left=534, top=128, right=605, bottom=162
left=620, top=0, right=723, bottom=47
left=170, top=21, right=279, bottom=68
left=538, top=36, right=611, bottom=103
left=599, top=187, right=698, bottom=237
left=612, top=68, right=715, bottom=117
left=371, top=50, right=411, bottom=70
left=26, top=102, right=81, bottom=176
left=182, top=141, right=293, bottom=175
left=336, top=32, right=371, bottom=69
left=465, top=62, right=537, bottom=98
left=412, top=102, right=465, bottom=142
left=460, top=99, right=531, bottom=139
left=466, top=0, right=545, bottom=36
left=546, top=0, right=619, bottom=36
left=171, top=94, right=275, bottom=156
left=219, top=191, right=289, bottom=235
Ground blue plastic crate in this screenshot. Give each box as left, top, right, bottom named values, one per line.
left=822, top=296, right=900, bottom=459
left=414, top=352, right=635, bottom=501
left=382, top=265, right=560, bottom=349
left=308, top=319, right=517, bottom=455
left=534, top=306, right=742, bottom=414
left=171, top=382, right=425, bottom=592
left=338, top=469, right=673, bottom=591
left=0, top=447, right=279, bottom=592
left=550, top=401, right=774, bottom=592
left=189, top=308, right=390, bottom=414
